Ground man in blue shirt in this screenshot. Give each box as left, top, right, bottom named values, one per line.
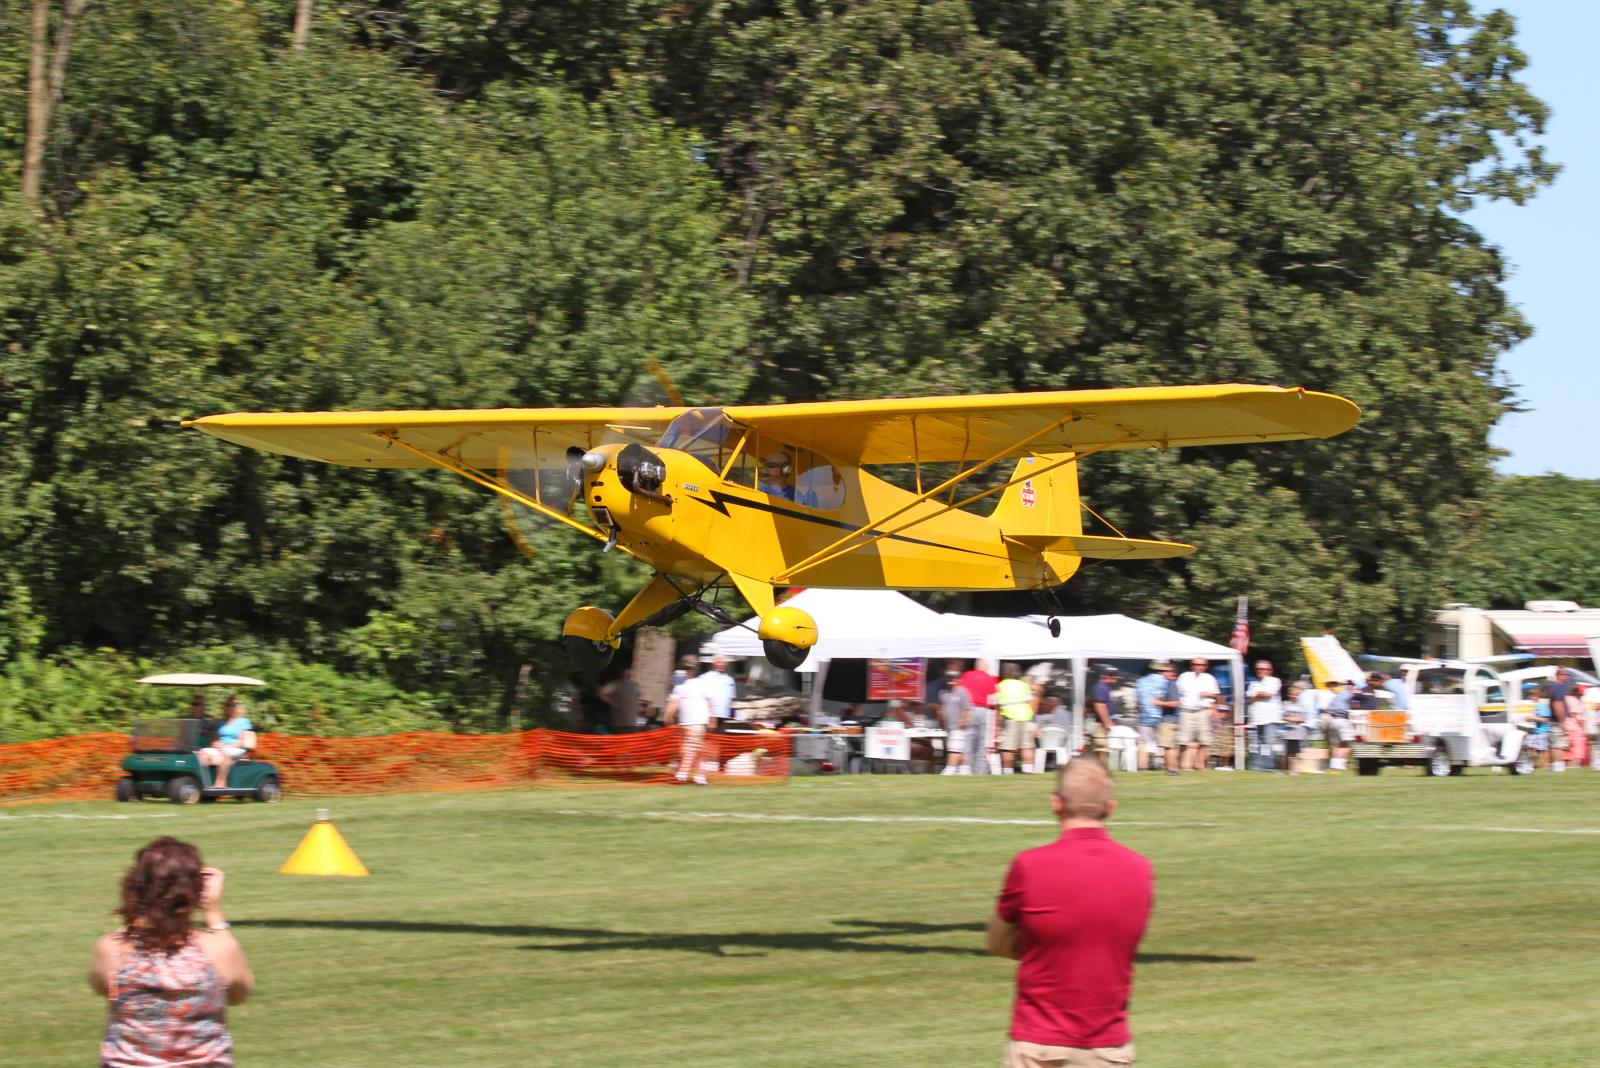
left=1369, top=670, right=1409, bottom=711
left=1134, top=661, right=1179, bottom=772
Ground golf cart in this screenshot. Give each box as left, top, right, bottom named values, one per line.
left=115, top=674, right=284, bottom=804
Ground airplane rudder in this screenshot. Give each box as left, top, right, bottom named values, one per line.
left=991, top=452, right=1080, bottom=536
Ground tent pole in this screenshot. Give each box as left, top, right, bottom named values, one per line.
left=1072, top=655, right=1087, bottom=755
left=809, top=659, right=830, bottom=727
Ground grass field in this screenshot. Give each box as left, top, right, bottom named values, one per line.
left=5, top=769, right=1600, bottom=1067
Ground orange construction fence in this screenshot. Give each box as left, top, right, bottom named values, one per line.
left=0, top=728, right=790, bottom=805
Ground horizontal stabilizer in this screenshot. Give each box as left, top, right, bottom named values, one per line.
left=1005, top=534, right=1195, bottom=560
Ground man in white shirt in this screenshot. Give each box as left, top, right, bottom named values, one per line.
left=1176, top=658, right=1221, bottom=771
left=701, top=655, right=738, bottom=732
left=1245, top=660, right=1284, bottom=772
left=666, top=661, right=712, bottom=784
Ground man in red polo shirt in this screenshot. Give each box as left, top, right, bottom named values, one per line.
left=987, top=757, right=1153, bottom=1066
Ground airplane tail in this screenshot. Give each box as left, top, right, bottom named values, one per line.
left=989, top=452, right=1082, bottom=538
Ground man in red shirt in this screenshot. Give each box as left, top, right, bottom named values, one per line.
left=988, top=757, right=1153, bottom=1066
left=959, top=659, right=999, bottom=773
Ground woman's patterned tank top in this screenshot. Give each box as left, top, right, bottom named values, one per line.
left=101, top=936, right=233, bottom=1067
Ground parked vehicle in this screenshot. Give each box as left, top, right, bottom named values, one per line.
left=1349, top=660, right=1533, bottom=777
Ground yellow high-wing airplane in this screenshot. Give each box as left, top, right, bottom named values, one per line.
left=188, top=384, right=1358, bottom=670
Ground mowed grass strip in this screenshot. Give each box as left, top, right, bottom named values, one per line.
left=4, top=771, right=1599, bottom=1067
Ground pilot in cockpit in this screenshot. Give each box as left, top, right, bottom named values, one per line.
left=760, top=452, right=817, bottom=507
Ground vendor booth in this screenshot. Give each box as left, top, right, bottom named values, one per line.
left=703, top=588, right=987, bottom=720
left=949, top=612, right=1246, bottom=766
left=706, top=592, right=1246, bottom=768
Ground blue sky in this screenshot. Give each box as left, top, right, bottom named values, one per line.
left=1470, top=1, right=1598, bottom=478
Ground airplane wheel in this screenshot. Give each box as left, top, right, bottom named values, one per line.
left=166, top=776, right=202, bottom=805
left=763, top=639, right=809, bottom=670
left=564, top=634, right=616, bottom=674
left=115, top=777, right=138, bottom=802
left=1047, top=617, right=1062, bottom=638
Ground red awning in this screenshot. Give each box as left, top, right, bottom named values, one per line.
left=1497, top=631, right=1596, bottom=657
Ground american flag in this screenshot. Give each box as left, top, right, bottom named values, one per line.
left=1229, top=596, right=1250, bottom=654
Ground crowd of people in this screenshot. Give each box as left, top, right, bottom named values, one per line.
left=577, top=651, right=1600, bottom=780
left=929, top=657, right=1251, bottom=775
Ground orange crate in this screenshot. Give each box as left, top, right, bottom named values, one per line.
left=1366, top=710, right=1408, bottom=744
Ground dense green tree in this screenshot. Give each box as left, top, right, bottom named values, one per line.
left=1, top=5, right=751, bottom=727
left=0, top=1, right=1560, bottom=731
left=326, top=1, right=1553, bottom=656
left=1449, top=475, right=1600, bottom=611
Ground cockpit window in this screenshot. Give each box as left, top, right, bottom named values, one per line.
left=658, top=408, right=736, bottom=473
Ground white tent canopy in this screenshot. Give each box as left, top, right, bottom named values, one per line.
left=704, top=588, right=986, bottom=672
left=967, top=613, right=1240, bottom=663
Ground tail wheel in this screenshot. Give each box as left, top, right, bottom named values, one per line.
left=254, top=775, right=283, bottom=803
left=166, top=775, right=201, bottom=805
left=762, top=639, right=809, bottom=670
left=564, top=635, right=616, bottom=673
left=115, top=777, right=138, bottom=802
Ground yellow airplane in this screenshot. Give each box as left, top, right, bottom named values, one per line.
left=188, top=384, right=1358, bottom=670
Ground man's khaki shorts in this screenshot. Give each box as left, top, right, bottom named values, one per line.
left=1086, top=720, right=1109, bottom=754
left=1156, top=720, right=1178, bottom=749
left=1320, top=714, right=1353, bottom=745
left=1005, top=1039, right=1134, bottom=1067
left=999, top=718, right=1037, bottom=751
left=1177, top=708, right=1212, bottom=746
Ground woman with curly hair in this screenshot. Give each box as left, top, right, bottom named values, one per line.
left=88, top=837, right=253, bottom=1067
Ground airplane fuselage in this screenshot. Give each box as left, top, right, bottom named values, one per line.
left=583, top=443, right=1080, bottom=592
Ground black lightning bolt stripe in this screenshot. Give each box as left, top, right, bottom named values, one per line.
left=688, top=490, right=1001, bottom=558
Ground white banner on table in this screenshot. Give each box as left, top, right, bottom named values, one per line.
left=864, top=722, right=910, bottom=761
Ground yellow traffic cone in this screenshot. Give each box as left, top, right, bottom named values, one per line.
left=280, top=808, right=369, bottom=877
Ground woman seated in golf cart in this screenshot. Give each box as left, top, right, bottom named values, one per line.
left=198, top=698, right=256, bottom=789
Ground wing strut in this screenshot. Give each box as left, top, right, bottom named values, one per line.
left=771, top=422, right=1133, bottom=583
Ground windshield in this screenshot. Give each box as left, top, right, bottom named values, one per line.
left=658, top=408, right=731, bottom=452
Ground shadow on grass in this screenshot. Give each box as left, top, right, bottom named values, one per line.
left=246, top=917, right=1252, bottom=963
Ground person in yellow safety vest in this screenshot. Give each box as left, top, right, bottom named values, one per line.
left=996, top=663, right=1041, bottom=774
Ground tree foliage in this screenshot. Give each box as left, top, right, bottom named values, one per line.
left=0, top=1, right=1560, bottom=727
left=1449, top=476, right=1600, bottom=611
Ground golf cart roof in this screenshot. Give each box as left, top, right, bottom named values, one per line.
left=138, top=673, right=266, bottom=687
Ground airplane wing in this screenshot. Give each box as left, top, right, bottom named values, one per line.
left=723, top=384, right=1358, bottom=464
left=184, top=408, right=691, bottom=468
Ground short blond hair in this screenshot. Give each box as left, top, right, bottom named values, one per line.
left=1055, top=757, right=1115, bottom=820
